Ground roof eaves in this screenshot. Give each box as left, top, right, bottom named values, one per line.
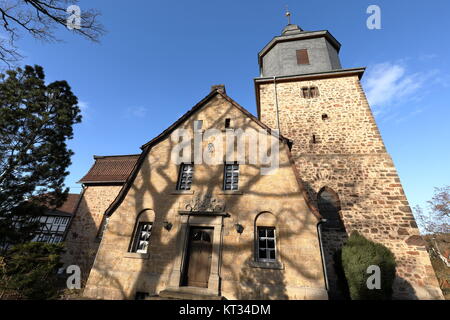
left=140, top=90, right=219, bottom=150
left=77, top=180, right=127, bottom=185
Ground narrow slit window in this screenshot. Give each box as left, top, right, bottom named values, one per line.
left=225, top=118, right=231, bottom=129
left=223, top=163, right=239, bottom=191
left=131, top=222, right=152, bottom=253
left=257, top=227, right=277, bottom=262
left=177, top=163, right=194, bottom=190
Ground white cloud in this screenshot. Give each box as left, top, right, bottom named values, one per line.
left=126, top=106, right=147, bottom=118
left=363, top=62, right=425, bottom=116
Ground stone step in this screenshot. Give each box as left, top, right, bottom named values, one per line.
left=158, top=289, right=224, bottom=300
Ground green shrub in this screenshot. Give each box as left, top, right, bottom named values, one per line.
left=0, top=242, right=64, bottom=300
left=340, top=232, right=396, bottom=300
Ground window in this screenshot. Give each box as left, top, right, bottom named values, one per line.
left=225, top=118, right=231, bottom=129
left=322, top=114, right=329, bottom=121
left=223, top=163, right=239, bottom=191
left=301, top=87, right=310, bottom=99
left=302, top=86, right=319, bottom=99
left=194, top=120, right=203, bottom=131
left=257, top=227, right=276, bottom=262
left=296, top=49, right=309, bottom=65
left=131, top=222, right=152, bottom=253
left=177, top=163, right=194, bottom=190
left=310, top=86, right=319, bottom=98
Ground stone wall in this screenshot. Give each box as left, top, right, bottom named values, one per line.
left=257, top=75, right=444, bottom=299
left=82, top=93, right=327, bottom=300
left=62, top=185, right=122, bottom=285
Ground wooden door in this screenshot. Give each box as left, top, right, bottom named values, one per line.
left=183, top=227, right=213, bottom=288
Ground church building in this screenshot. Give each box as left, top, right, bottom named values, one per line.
left=62, top=20, right=444, bottom=300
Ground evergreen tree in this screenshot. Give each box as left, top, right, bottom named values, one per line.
left=0, top=65, right=81, bottom=252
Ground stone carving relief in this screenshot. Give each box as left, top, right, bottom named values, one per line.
left=183, top=194, right=225, bottom=213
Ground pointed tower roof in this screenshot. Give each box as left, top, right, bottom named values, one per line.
left=257, top=15, right=342, bottom=78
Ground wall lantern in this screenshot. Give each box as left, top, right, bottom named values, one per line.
left=234, top=223, right=244, bottom=234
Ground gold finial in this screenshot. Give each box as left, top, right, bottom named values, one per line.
left=285, top=6, right=291, bottom=25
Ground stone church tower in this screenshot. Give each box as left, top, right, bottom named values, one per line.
left=254, top=23, right=443, bottom=299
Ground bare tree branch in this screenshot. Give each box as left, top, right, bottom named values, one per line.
left=414, top=185, right=450, bottom=234
left=0, top=0, right=105, bottom=66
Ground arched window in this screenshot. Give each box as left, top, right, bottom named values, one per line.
left=254, top=212, right=278, bottom=263
left=129, top=209, right=155, bottom=254
left=317, top=187, right=345, bottom=230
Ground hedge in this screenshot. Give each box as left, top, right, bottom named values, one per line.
left=340, top=232, right=397, bottom=300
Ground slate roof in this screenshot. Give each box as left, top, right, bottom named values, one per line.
left=78, top=154, right=141, bottom=184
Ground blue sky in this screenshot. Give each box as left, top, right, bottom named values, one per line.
left=14, top=0, right=450, bottom=211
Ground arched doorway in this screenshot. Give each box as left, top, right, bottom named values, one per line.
left=318, top=187, right=345, bottom=231
left=317, top=187, right=349, bottom=300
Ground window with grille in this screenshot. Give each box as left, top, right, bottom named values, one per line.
left=257, top=227, right=277, bottom=262
left=131, top=222, right=152, bottom=253
left=177, top=163, right=194, bottom=190
left=223, top=163, right=239, bottom=191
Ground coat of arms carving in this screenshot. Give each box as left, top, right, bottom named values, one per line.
left=183, top=194, right=225, bottom=213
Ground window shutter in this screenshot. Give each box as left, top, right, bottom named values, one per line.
left=296, top=49, right=309, bottom=65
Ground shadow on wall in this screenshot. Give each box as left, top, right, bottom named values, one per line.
left=239, top=257, right=288, bottom=300
left=84, top=100, right=325, bottom=300
left=62, top=190, right=105, bottom=287
left=392, top=277, right=420, bottom=300
left=316, top=186, right=350, bottom=300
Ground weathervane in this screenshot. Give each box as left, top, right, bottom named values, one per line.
left=285, top=6, right=291, bottom=25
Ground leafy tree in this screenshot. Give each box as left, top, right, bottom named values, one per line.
left=0, top=0, right=104, bottom=65
left=414, top=186, right=450, bottom=234
left=340, top=232, right=397, bottom=300
left=0, top=242, right=64, bottom=299
left=0, top=65, right=81, bottom=252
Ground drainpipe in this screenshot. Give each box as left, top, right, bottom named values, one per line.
left=317, top=219, right=330, bottom=292
left=273, top=76, right=281, bottom=134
